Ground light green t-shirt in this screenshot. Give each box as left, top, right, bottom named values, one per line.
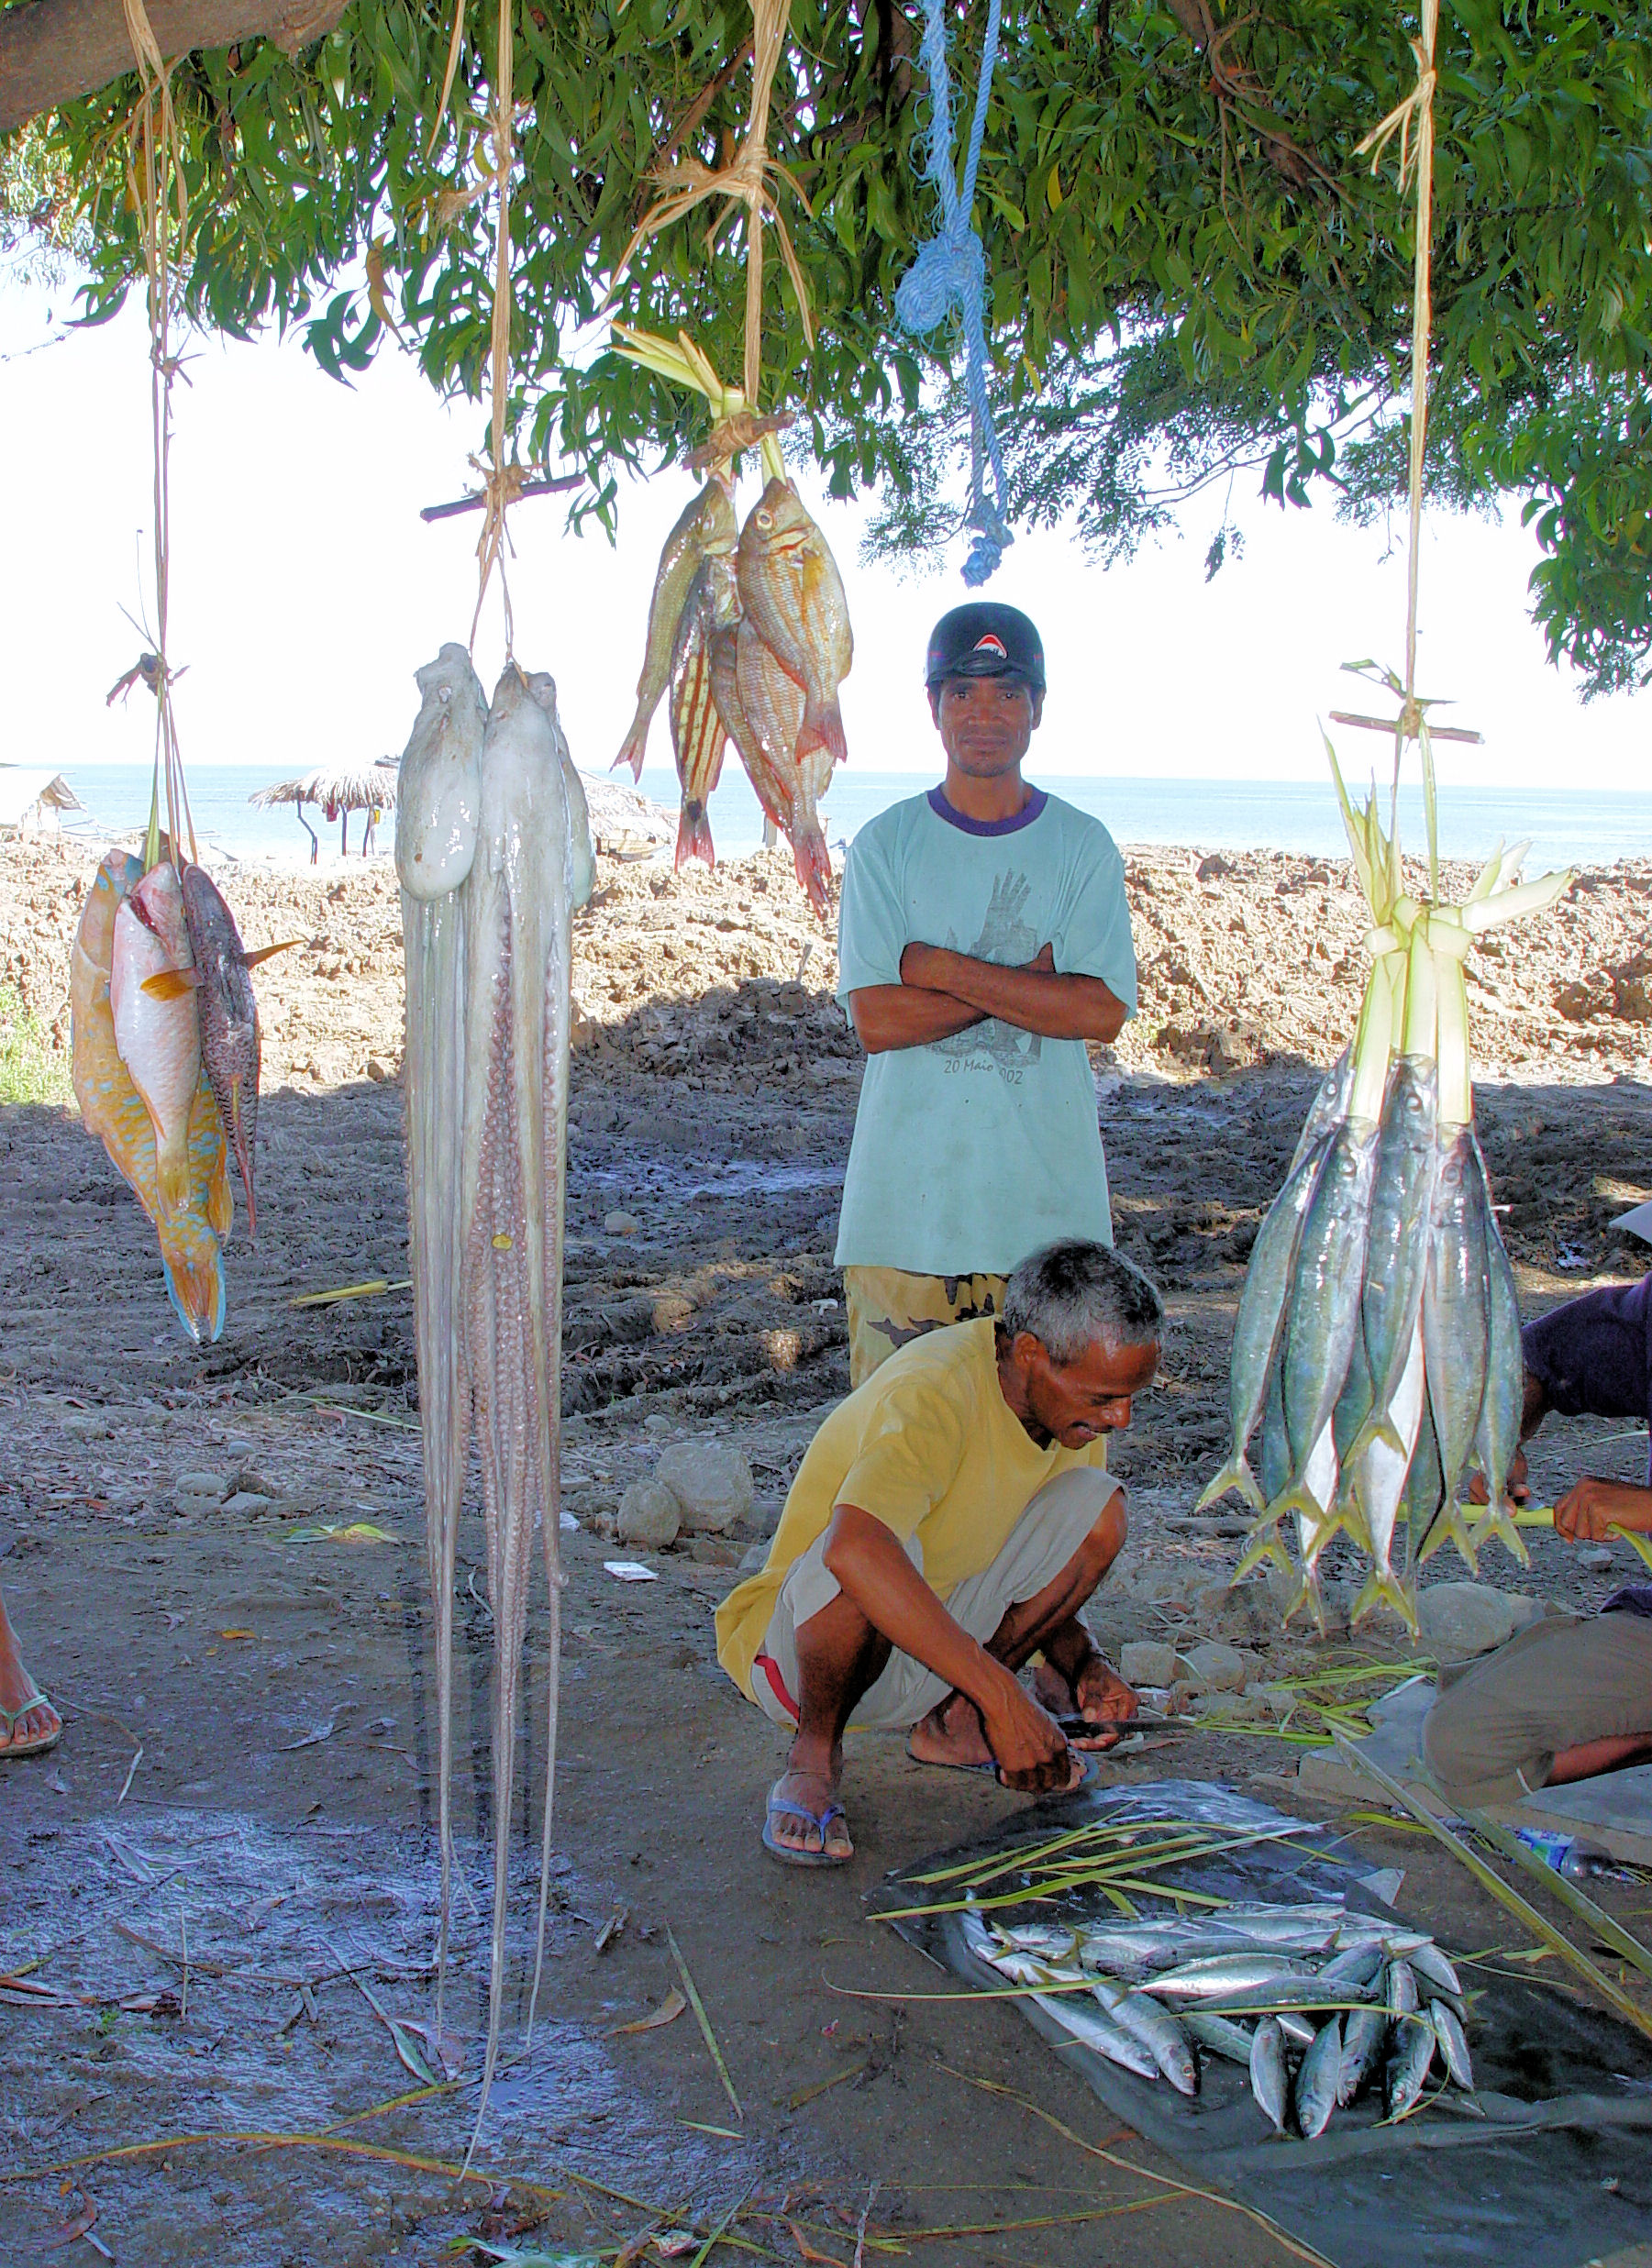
left=833, top=785, right=1137, bottom=1276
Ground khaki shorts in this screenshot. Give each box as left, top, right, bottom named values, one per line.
left=844, top=1266, right=1009, bottom=1390
left=1422, top=1610, right=1652, bottom=1807
left=749, top=1466, right=1121, bottom=1734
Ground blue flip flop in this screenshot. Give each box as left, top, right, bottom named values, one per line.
left=762, top=1780, right=853, bottom=1868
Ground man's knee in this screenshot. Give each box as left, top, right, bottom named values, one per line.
left=1091, top=1488, right=1127, bottom=1563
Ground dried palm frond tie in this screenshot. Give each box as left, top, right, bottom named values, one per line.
left=121, top=0, right=197, bottom=870
left=615, top=0, right=815, bottom=411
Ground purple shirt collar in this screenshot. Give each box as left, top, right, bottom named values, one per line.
left=926, top=784, right=1048, bottom=837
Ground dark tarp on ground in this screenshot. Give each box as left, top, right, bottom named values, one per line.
left=883, top=1779, right=1652, bottom=2268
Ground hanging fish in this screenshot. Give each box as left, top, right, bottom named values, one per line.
left=72, top=849, right=227, bottom=1340
left=669, top=557, right=736, bottom=870
left=1418, top=1126, right=1491, bottom=1569
left=735, top=476, right=853, bottom=768
left=109, top=859, right=200, bottom=1217
left=615, top=480, right=737, bottom=780
left=733, top=615, right=833, bottom=916
left=147, top=864, right=297, bottom=1238
left=1467, top=1134, right=1529, bottom=1565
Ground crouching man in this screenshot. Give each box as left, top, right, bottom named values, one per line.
left=715, top=1240, right=1162, bottom=1867
left=1424, top=1271, right=1652, bottom=1807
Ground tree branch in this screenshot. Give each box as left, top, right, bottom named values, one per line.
left=0, top=0, right=345, bottom=137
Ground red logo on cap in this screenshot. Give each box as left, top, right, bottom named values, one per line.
left=973, top=634, right=1008, bottom=658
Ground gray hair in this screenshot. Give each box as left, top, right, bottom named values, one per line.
left=1000, top=1239, right=1163, bottom=1365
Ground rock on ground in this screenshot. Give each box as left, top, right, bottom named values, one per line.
left=654, top=1441, right=755, bottom=1534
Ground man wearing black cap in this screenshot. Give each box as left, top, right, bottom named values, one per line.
left=833, top=602, right=1137, bottom=1386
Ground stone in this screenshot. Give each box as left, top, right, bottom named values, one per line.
left=365, top=1055, right=393, bottom=1082
left=61, top=1412, right=108, bottom=1440
left=604, top=1209, right=641, bottom=1236
left=234, top=1467, right=282, bottom=1499
left=173, top=1471, right=232, bottom=1504
left=1579, top=1545, right=1615, bottom=1574
left=1120, top=1640, right=1179, bottom=1689
left=615, top=1477, right=681, bottom=1549
left=737, top=1539, right=771, bottom=1575
left=1177, top=1641, right=1248, bottom=1693
left=1416, top=1581, right=1522, bottom=1659
left=655, top=1441, right=754, bottom=1534
left=220, top=1492, right=272, bottom=1518
left=1195, top=1688, right=1278, bottom=1725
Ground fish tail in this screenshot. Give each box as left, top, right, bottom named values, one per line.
left=1468, top=1500, right=1530, bottom=1568
left=673, top=802, right=715, bottom=872
left=1281, top=1565, right=1328, bottom=1633
left=795, top=695, right=848, bottom=769
left=1195, top=1453, right=1265, bottom=1514
left=1233, top=1514, right=1292, bottom=1582
left=792, top=826, right=834, bottom=919
left=1349, top=1563, right=1420, bottom=1635
left=613, top=715, right=649, bottom=780
left=1417, top=1498, right=1480, bottom=1574
left=1346, top=1410, right=1410, bottom=1468
left=157, top=1214, right=227, bottom=1344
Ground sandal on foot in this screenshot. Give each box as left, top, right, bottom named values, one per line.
left=762, top=1781, right=852, bottom=1869
left=0, top=1688, right=61, bottom=1760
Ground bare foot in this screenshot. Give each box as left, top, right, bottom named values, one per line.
left=1033, top=1654, right=1137, bottom=1750
left=764, top=1767, right=853, bottom=1862
left=907, top=1689, right=1085, bottom=1788
left=907, top=1689, right=997, bottom=1772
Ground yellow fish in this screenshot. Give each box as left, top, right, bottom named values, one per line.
left=72, top=849, right=229, bottom=1342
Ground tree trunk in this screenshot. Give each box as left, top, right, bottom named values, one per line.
left=0, top=0, right=346, bottom=136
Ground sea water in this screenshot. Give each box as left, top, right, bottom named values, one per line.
left=51, top=761, right=1652, bottom=874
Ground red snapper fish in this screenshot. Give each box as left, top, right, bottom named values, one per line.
left=735, top=477, right=853, bottom=769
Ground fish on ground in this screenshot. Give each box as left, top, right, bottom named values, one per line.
left=735, top=476, right=853, bottom=769
left=1385, top=2011, right=1436, bottom=2118
left=1249, top=2015, right=1289, bottom=2132
left=1293, top=2013, right=1342, bottom=2139
left=615, top=479, right=737, bottom=779
left=1429, top=1999, right=1473, bottom=2089
left=1336, top=2001, right=1389, bottom=2106
left=1091, top=1975, right=1198, bottom=2095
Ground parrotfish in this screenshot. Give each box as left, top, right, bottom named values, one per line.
left=615, top=480, right=737, bottom=779
left=735, top=476, right=853, bottom=769
left=110, top=859, right=199, bottom=1217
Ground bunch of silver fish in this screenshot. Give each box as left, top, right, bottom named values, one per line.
left=1198, top=1049, right=1527, bottom=1628
left=615, top=470, right=852, bottom=916
left=396, top=644, right=594, bottom=2159
left=962, top=1897, right=1475, bottom=2133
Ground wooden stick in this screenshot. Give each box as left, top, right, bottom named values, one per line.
left=1327, top=710, right=1483, bottom=745
left=419, top=472, right=582, bottom=524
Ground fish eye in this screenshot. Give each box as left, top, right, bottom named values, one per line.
left=756, top=509, right=772, bottom=529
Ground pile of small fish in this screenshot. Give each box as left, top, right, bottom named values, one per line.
left=615, top=471, right=852, bottom=914
left=961, top=1897, right=1475, bottom=2135
left=1199, top=1045, right=1526, bottom=1628
left=70, top=846, right=288, bottom=1340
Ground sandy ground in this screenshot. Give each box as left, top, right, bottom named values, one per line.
left=2, top=829, right=1651, bottom=2265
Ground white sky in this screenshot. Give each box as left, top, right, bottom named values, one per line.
left=1, top=269, right=1646, bottom=792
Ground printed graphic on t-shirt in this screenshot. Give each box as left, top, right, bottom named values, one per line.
left=929, top=869, right=1043, bottom=1082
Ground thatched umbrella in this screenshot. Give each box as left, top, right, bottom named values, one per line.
left=251, top=761, right=398, bottom=861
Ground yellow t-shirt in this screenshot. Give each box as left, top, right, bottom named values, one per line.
left=715, top=1316, right=1106, bottom=1698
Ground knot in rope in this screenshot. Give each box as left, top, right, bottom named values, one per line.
left=895, top=0, right=1014, bottom=584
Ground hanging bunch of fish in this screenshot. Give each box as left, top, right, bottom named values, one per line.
left=610, top=328, right=852, bottom=917
left=396, top=642, right=594, bottom=2146
left=1200, top=765, right=1572, bottom=1631
left=962, top=1897, right=1476, bottom=2133
left=70, top=843, right=291, bottom=1342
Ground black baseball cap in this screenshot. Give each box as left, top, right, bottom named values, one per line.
left=925, top=602, right=1046, bottom=694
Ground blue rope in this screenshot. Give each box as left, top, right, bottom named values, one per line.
left=893, top=0, right=1013, bottom=586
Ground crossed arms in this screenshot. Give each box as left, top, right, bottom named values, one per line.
left=850, top=941, right=1129, bottom=1054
